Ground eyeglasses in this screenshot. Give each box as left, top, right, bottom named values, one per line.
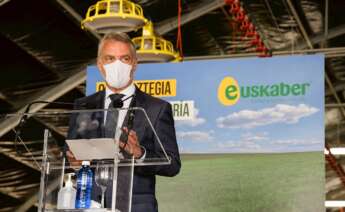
left=100, top=55, right=133, bottom=65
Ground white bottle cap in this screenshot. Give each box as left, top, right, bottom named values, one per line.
left=82, top=161, right=90, bottom=166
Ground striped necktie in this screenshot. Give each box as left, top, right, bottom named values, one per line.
left=105, top=93, right=124, bottom=137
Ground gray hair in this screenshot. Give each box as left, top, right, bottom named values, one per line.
left=97, top=32, right=137, bottom=58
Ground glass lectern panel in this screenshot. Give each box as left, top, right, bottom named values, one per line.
left=4, top=108, right=170, bottom=212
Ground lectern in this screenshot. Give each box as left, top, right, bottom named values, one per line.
left=11, top=108, right=171, bottom=212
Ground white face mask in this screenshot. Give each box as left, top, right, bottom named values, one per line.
left=103, top=60, right=132, bottom=89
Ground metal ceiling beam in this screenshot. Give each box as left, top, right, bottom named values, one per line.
left=16, top=177, right=60, bottom=212
left=0, top=96, right=69, bottom=139
left=183, top=46, right=345, bottom=60
left=0, top=0, right=11, bottom=7
left=326, top=103, right=345, bottom=108
left=286, top=0, right=313, bottom=49
left=5, top=35, right=62, bottom=80
left=198, top=25, right=226, bottom=55
left=322, top=0, right=329, bottom=48
left=281, top=0, right=344, bottom=50
left=326, top=73, right=345, bottom=119
left=35, top=118, right=66, bottom=137
left=326, top=84, right=345, bottom=96
left=0, top=147, right=40, bottom=171
left=209, top=35, right=226, bottom=55
left=155, top=0, right=226, bottom=35
left=0, top=70, right=86, bottom=138
left=281, top=24, right=345, bottom=51
left=55, top=0, right=101, bottom=40
left=0, top=98, right=67, bottom=172
left=326, top=177, right=342, bottom=194
left=2, top=4, right=92, bottom=210
left=0, top=187, right=20, bottom=200
left=285, top=0, right=345, bottom=121
left=286, top=0, right=345, bottom=198
left=327, top=187, right=345, bottom=200
left=309, top=24, right=345, bottom=48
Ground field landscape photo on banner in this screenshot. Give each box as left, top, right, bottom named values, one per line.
left=86, top=54, right=325, bottom=212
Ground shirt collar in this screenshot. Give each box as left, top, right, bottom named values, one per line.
left=105, top=83, right=135, bottom=100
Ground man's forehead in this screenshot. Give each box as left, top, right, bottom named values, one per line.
left=101, top=40, right=132, bottom=55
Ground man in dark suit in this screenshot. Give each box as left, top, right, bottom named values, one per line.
left=67, top=32, right=181, bottom=212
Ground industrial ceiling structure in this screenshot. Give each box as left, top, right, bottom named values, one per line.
left=0, top=0, right=345, bottom=211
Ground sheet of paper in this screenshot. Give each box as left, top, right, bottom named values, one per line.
left=66, top=138, right=117, bottom=160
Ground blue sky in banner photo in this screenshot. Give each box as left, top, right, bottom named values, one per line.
left=87, top=54, right=324, bottom=153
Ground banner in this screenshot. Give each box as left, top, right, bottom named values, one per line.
left=87, top=55, right=325, bottom=212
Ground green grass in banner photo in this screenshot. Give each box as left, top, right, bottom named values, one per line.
left=156, top=152, right=324, bottom=212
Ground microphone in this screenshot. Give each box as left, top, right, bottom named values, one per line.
left=110, top=94, right=134, bottom=108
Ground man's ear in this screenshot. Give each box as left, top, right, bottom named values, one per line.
left=97, top=58, right=106, bottom=77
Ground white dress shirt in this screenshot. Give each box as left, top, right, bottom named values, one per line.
left=104, top=83, right=135, bottom=126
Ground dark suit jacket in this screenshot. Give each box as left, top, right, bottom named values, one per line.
left=67, top=87, right=181, bottom=212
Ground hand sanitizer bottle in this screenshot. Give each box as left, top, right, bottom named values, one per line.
left=57, top=173, right=76, bottom=209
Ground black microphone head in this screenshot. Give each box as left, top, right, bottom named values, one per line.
left=111, top=99, right=123, bottom=108
left=109, top=93, right=125, bottom=108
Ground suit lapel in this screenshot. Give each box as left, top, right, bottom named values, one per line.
left=80, top=90, right=105, bottom=110
left=90, top=91, right=105, bottom=133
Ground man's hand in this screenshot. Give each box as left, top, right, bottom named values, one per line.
left=120, top=127, right=143, bottom=159
left=66, top=150, right=82, bottom=166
